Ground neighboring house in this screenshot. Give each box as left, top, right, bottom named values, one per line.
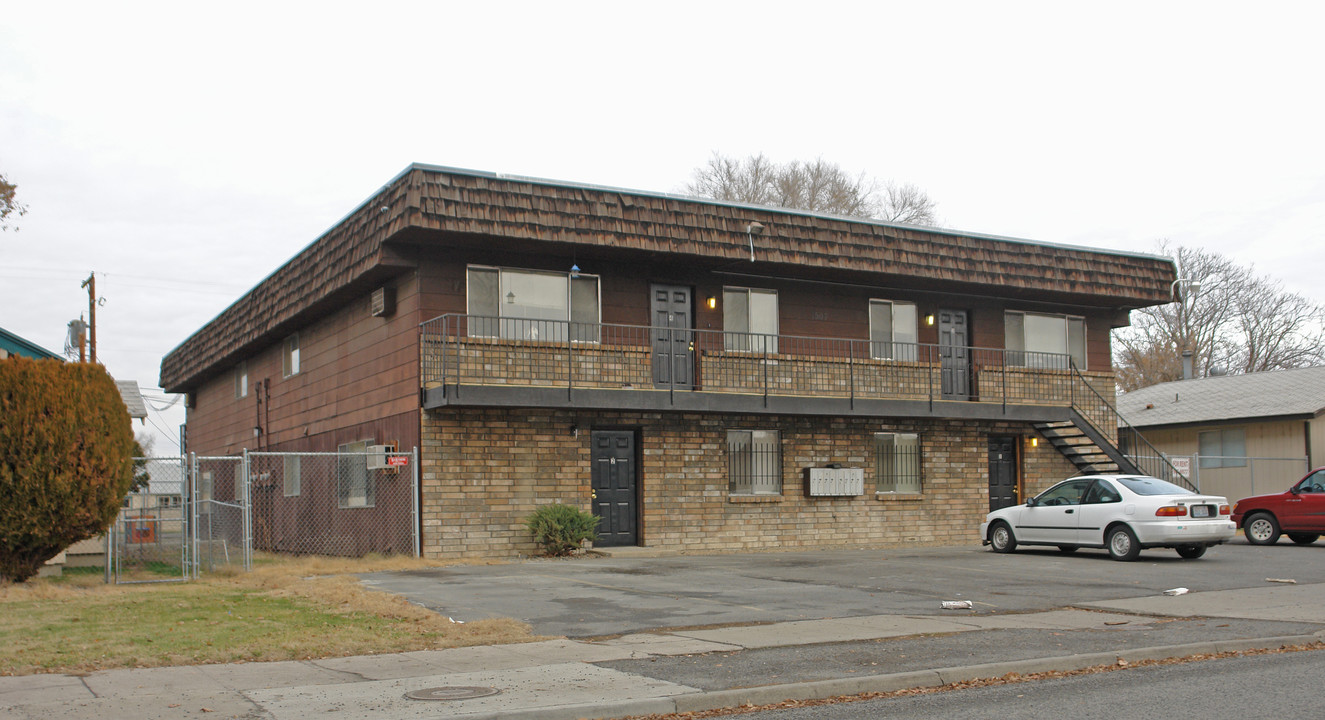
left=160, top=164, right=1178, bottom=559
left=0, top=326, right=62, bottom=360
left=1117, top=367, right=1325, bottom=500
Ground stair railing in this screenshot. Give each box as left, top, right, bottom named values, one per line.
left=1067, top=362, right=1194, bottom=490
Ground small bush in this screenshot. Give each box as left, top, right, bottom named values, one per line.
left=523, top=504, right=600, bottom=557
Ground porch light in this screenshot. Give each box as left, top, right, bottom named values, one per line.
left=707, top=296, right=717, bottom=310
left=925, top=314, right=935, bottom=326
left=1029, top=436, right=1038, bottom=448
left=570, top=264, right=580, bottom=277
left=506, top=291, right=516, bottom=304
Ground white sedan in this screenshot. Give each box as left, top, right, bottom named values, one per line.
left=980, top=474, right=1236, bottom=561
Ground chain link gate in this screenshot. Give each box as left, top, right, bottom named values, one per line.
left=110, top=449, right=419, bottom=583
left=110, top=456, right=191, bottom=584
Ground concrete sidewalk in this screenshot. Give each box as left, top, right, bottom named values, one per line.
left=3, top=583, right=1324, bottom=720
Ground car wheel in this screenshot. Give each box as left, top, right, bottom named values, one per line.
left=1287, top=534, right=1320, bottom=545
left=1106, top=525, right=1141, bottom=561
left=1176, top=544, right=1207, bottom=559
left=1244, top=513, right=1280, bottom=545
left=989, top=521, right=1017, bottom=553
left=1056, top=546, right=1078, bottom=553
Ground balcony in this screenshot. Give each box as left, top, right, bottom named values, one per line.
left=419, top=315, right=1119, bottom=429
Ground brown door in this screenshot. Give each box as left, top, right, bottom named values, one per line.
left=988, top=435, right=1019, bottom=511
left=591, top=430, right=638, bottom=546
left=651, top=284, right=694, bottom=389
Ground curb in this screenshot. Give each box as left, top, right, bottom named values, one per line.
left=459, top=634, right=1323, bottom=720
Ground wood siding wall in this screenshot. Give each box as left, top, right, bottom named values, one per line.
left=1134, top=420, right=1312, bottom=499
left=185, top=271, right=423, bottom=456
left=416, top=254, right=1118, bottom=371
left=162, top=165, right=1175, bottom=393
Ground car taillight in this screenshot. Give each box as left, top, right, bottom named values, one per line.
left=1220, top=505, right=1231, bottom=515
left=1155, top=506, right=1188, bottom=517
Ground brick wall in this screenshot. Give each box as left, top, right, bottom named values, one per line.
left=421, top=408, right=1082, bottom=558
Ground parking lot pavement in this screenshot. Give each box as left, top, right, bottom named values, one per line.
left=362, top=542, right=1325, bottom=637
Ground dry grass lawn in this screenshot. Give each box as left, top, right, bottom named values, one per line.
left=0, top=554, right=543, bottom=676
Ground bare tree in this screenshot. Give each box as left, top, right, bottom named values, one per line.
left=686, top=153, right=938, bottom=225
left=1, top=172, right=27, bottom=232
left=879, top=181, right=938, bottom=224
left=1114, top=242, right=1325, bottom=391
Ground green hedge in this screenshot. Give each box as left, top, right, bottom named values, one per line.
left=0, top=357, right=135, bottom=582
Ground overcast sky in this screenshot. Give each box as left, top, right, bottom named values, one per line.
left=2, top=1, right=1322, bottom=455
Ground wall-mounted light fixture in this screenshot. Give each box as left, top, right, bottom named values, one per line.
left=570, top=424, right=579, bottom=438
left=746, top=221, right=765, bottom=262
left=925, top=314, right=936, bottom=326
left=253, top=426, right=262, bottom=438
left=1170, top=277, right=1202, bottom=301
left=707, top=296, right=717, bottom=310
left=570, top=264, right=581, bottom=278
left=506, top=291, right=516, bottom=304
left=1029, top=436, right=1038, bottom=448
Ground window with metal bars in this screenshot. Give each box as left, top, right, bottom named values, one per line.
left=875, top=432, right=922, bottom=493
left=727, top=429, right=781, bottom=495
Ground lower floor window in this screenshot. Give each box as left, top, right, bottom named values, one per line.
left=728, top=429, right=781, bottom=495
left=337, top=440, right=376, bottom=508
left=875, top=432, right=922, bottom=493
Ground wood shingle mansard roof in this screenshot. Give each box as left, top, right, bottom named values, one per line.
left=159, top=163, right=1177, bottom=393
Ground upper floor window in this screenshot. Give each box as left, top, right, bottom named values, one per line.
left=723, top=287, right=778, bottom=353
left=869, top=300, right=918, bottom=361
left=727, top=429, right=781, bottom=495
left=234, top=361, right=248, bottom=398
left=1005, top=312, right=1085, bottom=370
left=1199, top=428, right=1247, bottom=468
left=467, top=266, right=600, bottom=342
left=282, top=334, right=300, bottom=377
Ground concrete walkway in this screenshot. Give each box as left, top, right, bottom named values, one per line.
left=4, top=582, right=1324, bottom=720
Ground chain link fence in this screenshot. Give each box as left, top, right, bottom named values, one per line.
left=108, top=449, right=418, bottom=583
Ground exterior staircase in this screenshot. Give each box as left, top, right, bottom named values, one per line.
left=1033, top=416, right=1124, bottom=476
left=1043, top=367, right=1193, bottom=490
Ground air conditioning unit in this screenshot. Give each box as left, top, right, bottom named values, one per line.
left=366, top=444, right=392, bottom=470
left=370, top=286, right=396, bottom=318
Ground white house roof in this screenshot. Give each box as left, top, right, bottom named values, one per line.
left=1117, top=366, right=1325, bottom=428
left=116, top=379, right=148, bottom=421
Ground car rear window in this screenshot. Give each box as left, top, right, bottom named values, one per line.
left=1116, top=476, right=1192, bottom=496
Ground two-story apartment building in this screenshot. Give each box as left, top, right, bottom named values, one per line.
left=160, top=164, right=1178, bottom=558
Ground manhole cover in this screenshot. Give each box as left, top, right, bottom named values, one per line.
left=405, top=686, right=501, bottom=701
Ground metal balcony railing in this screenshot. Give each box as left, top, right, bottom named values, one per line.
left=420, top=314, right=1101, bottom=410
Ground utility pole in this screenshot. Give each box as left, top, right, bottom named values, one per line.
left=80, top=272, right=97, bottom=364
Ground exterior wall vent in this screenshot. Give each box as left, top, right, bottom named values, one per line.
left=370, top=286, right=396, bottom=318
left=805, top=467, right=865, bottom=497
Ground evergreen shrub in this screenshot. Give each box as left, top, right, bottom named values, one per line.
left=523, top=504, right=600, bottom=556
left=0, top=357, right=135, bottom=582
